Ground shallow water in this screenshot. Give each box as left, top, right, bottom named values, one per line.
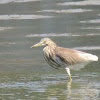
left=0, top=0, right=100, bottom=100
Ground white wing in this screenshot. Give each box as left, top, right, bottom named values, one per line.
left=77, top=51, right=98, bottom=61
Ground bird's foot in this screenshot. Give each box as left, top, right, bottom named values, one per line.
left=69, top=75, right=72, bottom=81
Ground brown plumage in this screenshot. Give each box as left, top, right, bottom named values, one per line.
left=31, top=38, right=98, bottom=81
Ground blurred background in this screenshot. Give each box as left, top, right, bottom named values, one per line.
left=0, top=0, right=100, bottom=99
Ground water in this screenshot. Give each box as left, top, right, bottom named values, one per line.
left=0, top=0, right=100, bottom=99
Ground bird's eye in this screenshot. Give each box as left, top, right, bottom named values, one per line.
left=41, top=41, right=46, bottom=45
left=43, top=41, right=46, bottom=44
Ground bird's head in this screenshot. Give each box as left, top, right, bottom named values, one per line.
left=31, top=38, right=55, bottom=48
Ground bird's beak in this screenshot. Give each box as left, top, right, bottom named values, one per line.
left=31, top=42, right=42, bottom=48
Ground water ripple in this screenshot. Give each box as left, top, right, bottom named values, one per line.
left=58, top=0, right=100, bottom=6
left=0, top=15, right=53, bottom=20
left=38, top=9, right=92, bottom=13
left=74, top=46, right=100, bottom=50
left=80, top=19, right=100, bottom=23
left=0, top=0, right=40, bottom=4
left=26, top=33, right=100, bottom=37
left=82, top=27, right=100, bottom=29
left=0, top=27, right=13, bottom=31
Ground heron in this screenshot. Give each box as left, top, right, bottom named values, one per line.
left=31, top=38, right=98, bottom=81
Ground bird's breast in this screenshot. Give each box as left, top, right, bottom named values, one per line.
left=43, top=47, right=64, bottom=69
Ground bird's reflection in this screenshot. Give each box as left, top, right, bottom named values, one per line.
left=66, top=80, right=72, bottom=99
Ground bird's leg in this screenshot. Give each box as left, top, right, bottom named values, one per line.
left=65, top=68, right=72, bottom=81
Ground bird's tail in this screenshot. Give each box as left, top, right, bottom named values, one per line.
left=87, top=54, right=98, bottom=61
left=78, top=52, right=98, bottom=61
